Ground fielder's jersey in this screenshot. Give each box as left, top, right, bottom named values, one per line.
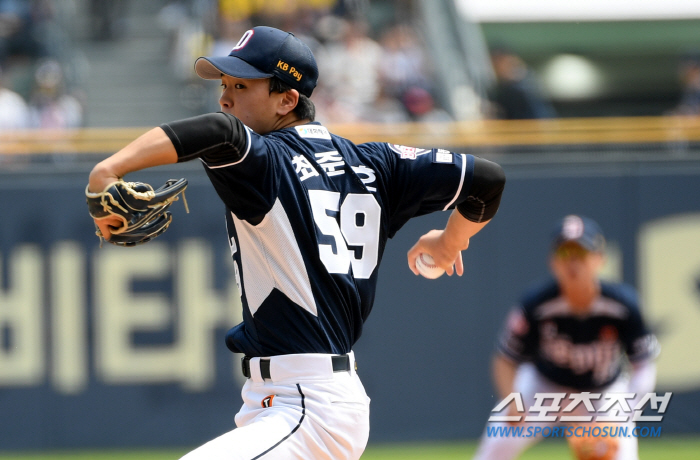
left=498, top=278, right=659, bottom=390
left=169, top=117, right=479, bottom=357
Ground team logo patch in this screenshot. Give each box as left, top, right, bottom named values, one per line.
left=295, top=125, right=331, bottom=140
left=388, top=144, right=431, bottom=160
left=261, top=395, right=275, bottom=408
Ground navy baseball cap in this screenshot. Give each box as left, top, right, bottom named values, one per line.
left=551, top=215, right=605, bottom=252
left=194, top=26, right=318, bottom=97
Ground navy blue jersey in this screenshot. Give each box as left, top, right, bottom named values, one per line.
left=498, top=278, right=659, bottom=390
left=195, top=121, right=477, bottom=357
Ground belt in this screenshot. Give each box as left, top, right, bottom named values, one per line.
left=241, top=354, right=351, bottom=379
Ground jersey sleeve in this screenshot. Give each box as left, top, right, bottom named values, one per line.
left=161, top=112, right=280, bottom=220
left=203, top=132, right=282, bottom=220
left=623, top=302, right=660, bottom=363
left=603, top=282, right=660, bottom=363
left=496, top=306, right=537, bottom=362
left=363, top=143, right=503, bottom=237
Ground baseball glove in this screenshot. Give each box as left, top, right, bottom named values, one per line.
left=567, top=423, right=620, bottom=460
left=86, top=178, right=188, bottom=247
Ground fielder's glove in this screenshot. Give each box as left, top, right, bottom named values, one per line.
left=567, top=423, right=620, bottom=460
left=86, top=178, right=188, bottom=247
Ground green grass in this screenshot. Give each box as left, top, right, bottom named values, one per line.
left=361, top=436, right=700, bottom=460
left=0, top=436, right=698, bottom=460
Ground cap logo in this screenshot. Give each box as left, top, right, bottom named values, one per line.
left=232, top=29, right=254, bottom=52
left=562, top=215, right=584, bottom=239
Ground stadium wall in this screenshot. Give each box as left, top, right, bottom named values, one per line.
left=1, top=130, right=699, bottom=449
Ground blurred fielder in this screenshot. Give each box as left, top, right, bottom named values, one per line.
left=86, top=26, right=505, bottom=460
left=473, top=215, right=659, bottom=460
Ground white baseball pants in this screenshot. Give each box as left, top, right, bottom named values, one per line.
left=180, top=351, right=370, bottom=460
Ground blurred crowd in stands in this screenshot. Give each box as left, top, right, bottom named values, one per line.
left=487, top=46, right=557, bottom=120
left=156, top=0, right=700, bottom=123
left=158, top=0, right=456, bottom=124
left=1, top=0, right=700, bottom=133
left=667, top=51, right=700, bottom=116
left=0, top=0, right=85, bottom=131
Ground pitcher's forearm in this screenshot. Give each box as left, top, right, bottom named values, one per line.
left=441, top=210, right=490, bottom=252
left=88, top=128, right=178, bottom=192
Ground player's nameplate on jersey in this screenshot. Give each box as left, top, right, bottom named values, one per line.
left=295, top=125, right=331, bottom=140
left=433, top=149, right=454, bottom=164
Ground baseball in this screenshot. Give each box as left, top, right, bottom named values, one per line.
left=415, top=253, right=445, bottom=279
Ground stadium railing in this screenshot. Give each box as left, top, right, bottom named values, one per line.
left=2, top=116, right=700, bottom=157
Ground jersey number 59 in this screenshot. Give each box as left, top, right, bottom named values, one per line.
left=308, top=190, right=380, bottom=279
